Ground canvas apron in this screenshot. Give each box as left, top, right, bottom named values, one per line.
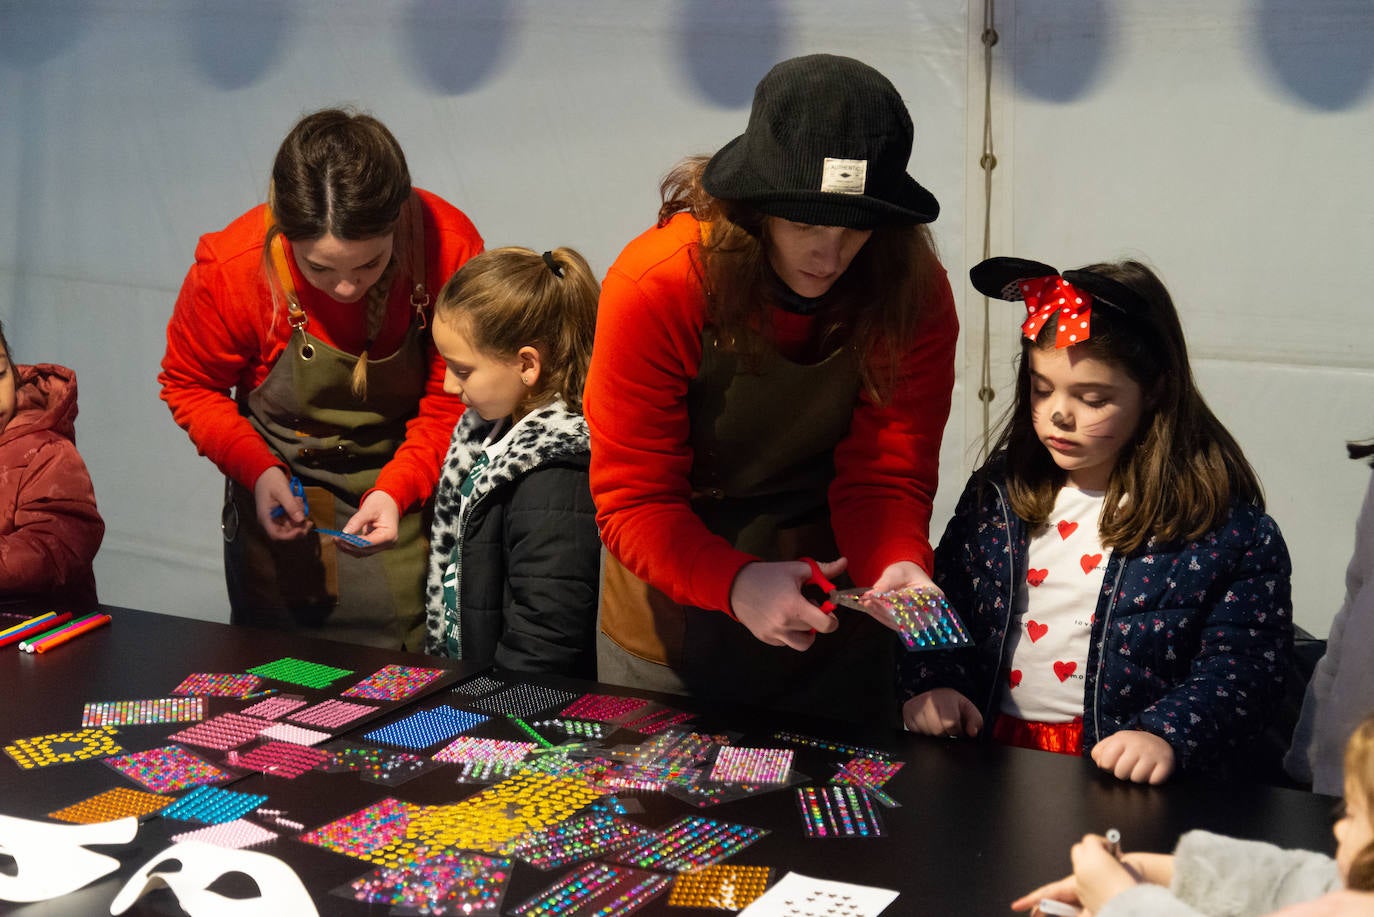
left=223, top=205, right=432, bottom=650
left=599, top=328, right=897, bottom=726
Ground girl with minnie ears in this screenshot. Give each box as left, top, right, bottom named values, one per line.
left=899, top=257, right=1293, bottom=783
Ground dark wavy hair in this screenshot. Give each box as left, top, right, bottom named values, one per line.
left=993, top=259, right=1262, bottom=554
left=657, top=155, right=943, bottom=405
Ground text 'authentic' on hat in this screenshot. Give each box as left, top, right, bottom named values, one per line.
left=702, top=54, right=939, bottom=230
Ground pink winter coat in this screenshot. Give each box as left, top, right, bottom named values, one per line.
left=0, top=363, right=104, bottom=611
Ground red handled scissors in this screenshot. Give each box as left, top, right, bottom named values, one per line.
left=800, top=557, right=871, bottom=614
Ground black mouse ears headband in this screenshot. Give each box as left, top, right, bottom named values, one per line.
left=969, top=257, right=1149, bottom=349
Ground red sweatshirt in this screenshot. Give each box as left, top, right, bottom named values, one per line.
left=585, top=213, right=958, bottom=616
left=0, top=364, right=104, bottom=610
left=159, top=189, right=483, bottom=512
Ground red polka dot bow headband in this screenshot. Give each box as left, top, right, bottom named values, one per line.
left=969, top=256, right=1148, bottom=348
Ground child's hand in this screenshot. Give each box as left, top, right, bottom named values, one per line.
left=1009, top=873, right=1082, bottom=914
left=339, top=491, right=400, bottom=555
left=1068, top=834, right=1142, bottom=913
left=902, top=688, right=983, bottom=738
left=253, top=467, right=311, bottom=540
left=859, top=561, right=940, bottom=632
left=1091, top=730, right=1175, bottom=784
left=730, top=559, right=843, bottom=650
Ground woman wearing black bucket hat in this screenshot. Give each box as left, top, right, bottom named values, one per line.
left=584, top=54, right=958, bottom=726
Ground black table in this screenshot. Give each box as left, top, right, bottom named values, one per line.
left=0, top=607, right=1338, bottom=915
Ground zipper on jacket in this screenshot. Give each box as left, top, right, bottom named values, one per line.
left=1091, top=558, right=1126, bottom=747
left=984, top=485, right=1017, bottom=719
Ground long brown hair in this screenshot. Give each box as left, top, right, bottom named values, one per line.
left=1344, top=715, right=1374, bottom=891
left=995, top=259, right=1262, bottom=553
left=658, top=156, right=942, bottom=404
left=434, top=246, right=599, bottom=417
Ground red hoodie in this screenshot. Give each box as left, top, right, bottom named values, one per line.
left=0, top=363, right=104, bottom=611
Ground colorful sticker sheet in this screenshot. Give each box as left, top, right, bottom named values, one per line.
left=466, top=684, right=578, bottom=718
left=298, top=797, right=419, bottom=861
left=369, top=772, right=605, bottom=865
left=340, top=849, right=512, bottom=914
left=320, top=742, right=441, bottom=786
left=364, top=705, right=488, bottom=750
left=259, top=722, right=331, bottom=746
left=668, top=864, right=773, bottom=911
left=611, top=815, right=768, bottom=872
left=105, top=744, right=234, bottom=793
left=287, top=698, right=377, bottom=729
left=341, top=664, right=447, bottom=701
left=168, top=712, right=272, bottom=751
left=171, top=818, right=279, bottom=849
left=81, top=697, right=205, bottom=727
left=771, top=731, right=895, bottom=762
left=508, top=862, right=671, bottom=917
left=433, top=736, right=536, bottom=766
left=160, top=784, right=268, bottom=824
left=172, top=672, right=262, bottom=698
left=710, top=746, right=794, bottom=784
left=246, top=657, right=353, bottom=689
left=873, top=585, right=972, bottom=651
left=4, top=726, right=121, bottom=769
left=451, top=674, right=506, bottom=697
left=240, top=695, right=308, bottom=719
left=48, top=786, right=172, bottom=824
left=796, top=785, right=885, bottom=839
left=229, top=741, right=329, bottom=778
left=502, top=811, right=654, bottom=870
left=559, top=693, right=649, bottom=723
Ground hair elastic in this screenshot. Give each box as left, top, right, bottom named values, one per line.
left=542, top=250, right=564, bottom=278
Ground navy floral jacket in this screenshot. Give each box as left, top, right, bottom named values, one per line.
left=899, top=457, right=1293, bottom=775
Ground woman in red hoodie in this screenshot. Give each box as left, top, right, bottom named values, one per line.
left=0, top=319, right=105, bottom=612
left=159, top=109, right=482, bottom=650
left=586, top=55, right=958, bottom=725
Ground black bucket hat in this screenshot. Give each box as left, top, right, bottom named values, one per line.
left=702, top=54, right=940, bottom=230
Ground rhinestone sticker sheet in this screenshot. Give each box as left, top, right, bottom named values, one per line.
left=501, top=811, right=654, bottom=870
left=451, top=674, right=505, bottom=697
left=4, top=727, right=121, bottom=769
left=168, top=713, right=272, bottom=751
left=735, top=872, right=898, bottom=916
left=258, top=722, right=331, bottom=746
left=297, top=797, right=419, bottom=861
left=667, top=864, right=773, bottom=911
left=172, top=673, right=262, bottom=698
left=559, top=693, right=648, bottom=723
left=81, top=697, right=205, bottom=727
left=507, top=862, right=671, bottom=917
left=465, top=684, right=577, bottom=718
left=341, top=664, right=446, bottom=701
left=287, top=699, right=378, bottom=729
left=240, top=695, right=308, bottom=719
left=159, top=784, right=268, bottom=824
left=104, top=744, right=233, bottom=793
left=48, top=787, right=172, bottom=824
left=610, top=815, right=768, bottom=872
left=246, top=657, right=353, bottom=689
left=363, top=705, right=488, bottom=750
left=342, top=848, right=512, bottom=914
left=171, top=818, right=279, bottom=849
left=710, top=746, right=795, bottom=784
left=432, top=736, right=536, bottom=766
left=228, top=740, right=329, bottom=778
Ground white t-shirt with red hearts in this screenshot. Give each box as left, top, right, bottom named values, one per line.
left=998, top=485, right=1110, bottom=723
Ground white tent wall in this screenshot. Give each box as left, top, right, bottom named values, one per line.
left=0, top=1, right=1368, bottom=638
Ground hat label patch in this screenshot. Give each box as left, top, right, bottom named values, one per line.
left=820, top=158, right=866, bottom=195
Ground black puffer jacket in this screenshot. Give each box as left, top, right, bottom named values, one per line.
left=423, top=401, right=599, bottom=677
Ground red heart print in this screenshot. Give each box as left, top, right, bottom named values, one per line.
left=1027, top=620, right=1048, bottom=643
left=1080, top=553, right=1102, bottom=574
left=1027, top=568, right=1048, bottom=587
left=1009, top=669, right=1023, bottom=688
left=1057, top=520, right=1078, bottom=539
left=1053, top=660, right=1077, bottom=682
